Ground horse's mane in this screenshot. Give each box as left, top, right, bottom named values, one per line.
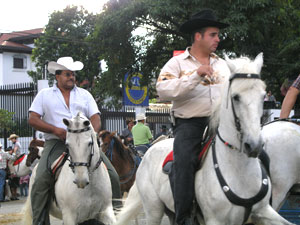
left=209, top=55, right=266, bottom=133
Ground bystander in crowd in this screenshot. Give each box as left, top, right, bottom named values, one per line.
left=19, top=174, right=30, bottom=197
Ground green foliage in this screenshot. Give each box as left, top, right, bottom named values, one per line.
left=92, top=0, right=300, bottom=104
left=0, top=109, right=15, bottom=131
left=31, top=0, right=300, bottom=107
left=29, top=6, right=100, bottom=88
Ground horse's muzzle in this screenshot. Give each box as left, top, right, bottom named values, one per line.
left=244, top=138, right=263, bottom=158
left=73, top=167, right=90, bottom=188
left=73, top=179, right=89, bottom=189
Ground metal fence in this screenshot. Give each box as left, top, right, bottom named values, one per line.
left=100, top=106, right=171, bottom=138
left=0, top=82, right=171, bottom=150
left=0, top=83, right=36, bottom=151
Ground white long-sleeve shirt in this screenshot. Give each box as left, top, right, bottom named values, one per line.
left=156, top=48, right=230, bottom=119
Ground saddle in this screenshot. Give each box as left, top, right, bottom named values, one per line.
left=50, top=152, right=68, bottom=180
left=162, top=137, right=213, bottom=174
left=13, top=154, right=26, bottom=166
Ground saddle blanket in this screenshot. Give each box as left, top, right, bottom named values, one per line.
left=13, top=154, right=26, bottom=166
left=162, top=138, right=213, bottom=174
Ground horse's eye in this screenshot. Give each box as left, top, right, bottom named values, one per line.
left=233, top=94, right=240, bottom=102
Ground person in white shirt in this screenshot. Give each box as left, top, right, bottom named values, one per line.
left=7, top=134, right=22, bottom=176
left=28, top=57, right=121, bottom=225
left=0, top=143, right=16, bottom=202
left=156, top=9, right=230, bottom=225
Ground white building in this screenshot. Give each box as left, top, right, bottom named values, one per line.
left=0, top=28, right=43, bottom=85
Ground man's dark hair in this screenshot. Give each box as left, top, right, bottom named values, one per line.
left=126, top=119, right=135, bottom=125
left=191, top=27, right=208, bottom=43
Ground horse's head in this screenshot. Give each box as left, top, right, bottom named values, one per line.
left=99, top=130, right=117, bottom=153
left=216, top=53, right=266, bottom=157
left=63, top=112, right=96, bottom=189
left=26, top=139, right=44, bottom=167
left=99, top=130, right=128, bottom=159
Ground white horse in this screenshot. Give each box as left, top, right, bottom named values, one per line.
left=22, top=112, right=116, bottom=225
left=261, top=120, right=300, bottom=210
left=13, top=139, right=44, bottom=177
left=13, top=154, right=32, bottom=177
left=115, top=53, right=294, bottom=225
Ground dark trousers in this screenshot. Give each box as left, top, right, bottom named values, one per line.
left=171, top=117, right=208, bottom=225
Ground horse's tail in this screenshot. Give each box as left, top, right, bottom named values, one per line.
left=21, top=195, right=32, bottom=225
left=114, top=182, right=142, bottom=225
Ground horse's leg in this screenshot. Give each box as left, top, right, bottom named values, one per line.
left=98, top=206, right=116, bottom=225
left=141, top=194, right=165, bottom=225
left=61, top=210, right=77, bottom=225
left=271, top=183, right=292, bottom=211
left=251, top=205, right=295, bottom=225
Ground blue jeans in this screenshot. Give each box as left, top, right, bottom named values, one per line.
left=0, top=169, right=6, bottom=201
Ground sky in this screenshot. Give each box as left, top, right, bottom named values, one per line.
left=1, top=0, right=109, bottom=33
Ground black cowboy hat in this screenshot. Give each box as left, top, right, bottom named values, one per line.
left=180, top=9, right=229, bottom=34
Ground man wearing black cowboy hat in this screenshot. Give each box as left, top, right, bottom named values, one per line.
left=156, top=9, right=230, bottom=225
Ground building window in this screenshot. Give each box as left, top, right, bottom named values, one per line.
left=13, top=55, right=27, bottom=69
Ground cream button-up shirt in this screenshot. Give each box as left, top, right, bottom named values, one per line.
left=156, top=48, right=231, bottom=119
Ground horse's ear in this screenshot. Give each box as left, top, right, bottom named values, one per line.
left=111, top=131, right=117, bottom=137
left=83, top=120, right=90, bottom=127
left=98, top=130, right=104, bottom=138
left=63, top=118, right=70, bottom=126
left=254, top=52, right=263, bottom=74
left=225, top=54, right=236, bottom=73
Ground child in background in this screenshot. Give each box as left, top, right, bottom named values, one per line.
left=19, top=174, right=30, bottom=197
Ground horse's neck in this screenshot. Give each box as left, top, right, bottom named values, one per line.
left=218, top=119, right=241, bottom=149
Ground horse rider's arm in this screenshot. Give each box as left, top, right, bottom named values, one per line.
left=28, top=111, right=66, bottom=141
left=90, top=113, right=101, bottom=133
left=280, top=86, right=300, bottom=118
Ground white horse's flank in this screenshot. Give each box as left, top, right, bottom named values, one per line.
left=262, top=121, right=300, bottom=210
left=115, top=54, right=294, bottom=225
left=22, top=112, right=116, bottom=225
left=13, top=155, right=33, bottom=177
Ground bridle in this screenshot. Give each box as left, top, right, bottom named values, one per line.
left=213, top=73, right=269, bottom=224
left=220, top=73, right=261, bottom=150
left=67, top=126, right=102, bottom=172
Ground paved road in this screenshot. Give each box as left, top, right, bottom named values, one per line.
left=0, top=196, right=170, bottom=225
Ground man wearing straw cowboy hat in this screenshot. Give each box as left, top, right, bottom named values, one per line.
left=156, top=9, right=231, bottom=225
left=7, top=134, right=21, bottom=175
left=28, top=56, right=121, bottom=225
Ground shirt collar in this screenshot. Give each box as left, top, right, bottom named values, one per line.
left=180, top=47, right=220, bottom=64
left=53, top=83, right=77, bottom=92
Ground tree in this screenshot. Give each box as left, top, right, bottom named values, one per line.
left=29, top=6, right=99, bottom=90
left=92, top=0, right=300, bottom=104
left=0, top=109, right=15, bottom=132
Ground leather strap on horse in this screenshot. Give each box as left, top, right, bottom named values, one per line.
left=212, top=139, right=269, bottom=224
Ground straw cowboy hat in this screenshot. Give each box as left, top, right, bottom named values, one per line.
left=136, top=114, right=147, bottom=121
left=180, top=9, right=229, bottom=34
left=48, top=57, right=84, bottom=74
left=8, top=134, right=19, bottom=140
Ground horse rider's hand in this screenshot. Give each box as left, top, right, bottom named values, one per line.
left=53, top=127, right=67, bottom=141
left=197, top=65, right=214, bottom=78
